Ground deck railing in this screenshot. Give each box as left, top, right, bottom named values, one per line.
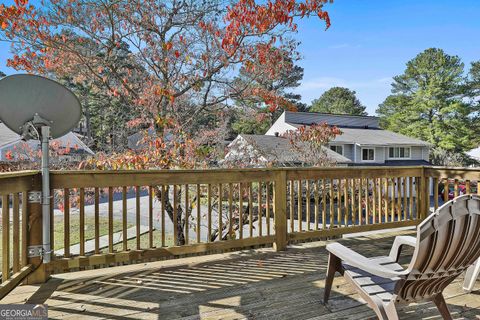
left=0, top=166, right=479, bottom=290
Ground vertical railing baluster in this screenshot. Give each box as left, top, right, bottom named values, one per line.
left=184, top=185, right=189, bottom=245
left=377, top=178, right=382, bottom=223
left=416, top=177, right=421, bottom=219
left=266, top=182, right=270, bottom=236
left=63, top=189, right=70, bottom=258
left=239, top=183, right=243, bottom=239
left=50, top=189, right=54, bottom=258
left=248, top=182, right=253, bottom=237
left=306, top=180, right=311, bottom=231
left=433, top=178, right=439, bottom=211
left=329, top=179, right=334, bottom=228
left=364, top=179, right=369, bottom=224
left=337, top=179, right=342, bottom=227
left=322, top=179, right=327, bottom=229
left=297, top=180, right=302, bottom=232
left=2, top=194, right=10, bottom=281
left=162, top=185, right=167, bottom=246
left=289, top=180, right=294, bottom=233
left=173, top=185, right=178, bottom=246
left=218, top=184, right=223, bottom=241
left=373, top=178, right=378, bottom=224
left=228, top=183, right=233, bottom=239
left=149, top=186, right=154, bottom=247
left=94, top=187, right=100, bottom=254
left=402, top=177, right=407, bottom=220
left=136, top=186, right=141, bottom=249
left=122, top=186, right=128, bottom=251
left=384, top=178, right=388, bottom=222
left=21, top=191, right=28, bottom=267
left=390, top=179, right=395, bottom=222
left=196, top=184, right=200, bottom=243
left=12, top=193, right=20, bottom=273
left=346, top=179, right=351, bottom=226
left=314, top=181, right=319, bottom=230
left=108, top=187, right=113, bottom=253
left=352, top=179, right=357, bottom=226
left=396, top=177, right=402, bottom=220
left=207, top=184, right=212, bottom=242
left=258, top=182, right=263, bottom=237
left=408, top=177, right=413, bottom=220
left=358, top=178, right=362, bottom=225
left=79, top=188, right=85, bottom=256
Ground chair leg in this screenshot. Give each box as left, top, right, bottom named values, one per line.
left=463, top=259, right=480, bottom=292
left=383, top=302, right=400, bottom=320
left=433, top=294, right=453, bottom=320
left=324, top=252, right=341, bottom=303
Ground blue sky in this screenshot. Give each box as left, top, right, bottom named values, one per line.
left=293, top=0, right=480, bottom=114
left=1, top=0, right=479, bottom=115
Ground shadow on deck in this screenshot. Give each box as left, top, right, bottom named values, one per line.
left=2, top=230, right=479, bottom=319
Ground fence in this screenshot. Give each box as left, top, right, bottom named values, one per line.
left=0, top=166, right=479, bottom=294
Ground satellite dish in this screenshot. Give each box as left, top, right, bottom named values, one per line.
left=0, top=74, right=81, bottom=139
left=0, top=74, right=82, bottom=264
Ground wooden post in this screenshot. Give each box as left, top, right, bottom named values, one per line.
left=25, top=176, right=49, bottom=284
left=273, top=170, right=287, bottom=251
left=420, top=167, right=429, bottom=220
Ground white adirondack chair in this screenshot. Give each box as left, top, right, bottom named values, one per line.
left=323, top=194, right=480, bottom=320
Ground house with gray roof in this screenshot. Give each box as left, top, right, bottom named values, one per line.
left=224, top=134, right=351, bottom=167
left=0, top=122, right=94, bottom=162
left=230, top=111, right=431, bottom=166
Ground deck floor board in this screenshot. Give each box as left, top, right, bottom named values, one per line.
left=2, top=230, right=479, bottom=319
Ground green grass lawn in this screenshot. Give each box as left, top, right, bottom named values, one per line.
left=52, top=215, right=174, bottom=254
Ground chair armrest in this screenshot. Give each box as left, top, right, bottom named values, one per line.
left=326, top=242, right=405, bottom=279
left=388, top=236, right=416, bottom=262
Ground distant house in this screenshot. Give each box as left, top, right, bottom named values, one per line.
left=0, top=122, right=94, bottom=162
left=467, top=146, right=480, bottom=163
left=263, top=111, right=431, bottom=166
left=224, top=134, right=352, bottom=167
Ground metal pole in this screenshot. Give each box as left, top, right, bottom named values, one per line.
left=41, top=126, right=51, bottom=263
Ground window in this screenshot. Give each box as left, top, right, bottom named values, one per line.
left=362, top=148, right=375, bottom=161
left=330, top=145, right=343, bottom=155
left=388, top=147, right=411, bottom=159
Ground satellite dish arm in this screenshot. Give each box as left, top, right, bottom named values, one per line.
left=41, top=125, right=52, bottom=263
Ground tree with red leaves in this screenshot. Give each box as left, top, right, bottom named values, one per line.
left=1, top=0, right=334, bottom=245
left=0, top=0, right=332, bottom=127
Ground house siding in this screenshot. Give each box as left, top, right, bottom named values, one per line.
left=354, top=145, right=386, bottom=163
left=343, top=144, right=354, bottom=161
left=265, top=112, right=298, bottom=136
left=383, top=146, right=429, bottom=161
left=259, top=111, right=432, bottom=166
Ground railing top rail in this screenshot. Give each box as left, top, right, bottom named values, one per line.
left=0, top=170, right=39, bottom=179
left=0, top=171, right=39, bottom=194
left=49, top=166, right=427, bottom=175
left=427, top=166, right=480, bottom=172
left=425, top=167, right=480, bottom=180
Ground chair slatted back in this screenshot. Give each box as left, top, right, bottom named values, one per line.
left=395, top=195, right=480, bottom=302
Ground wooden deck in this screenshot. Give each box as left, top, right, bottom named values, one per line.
left=2, top=230, right=479, bottom=319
